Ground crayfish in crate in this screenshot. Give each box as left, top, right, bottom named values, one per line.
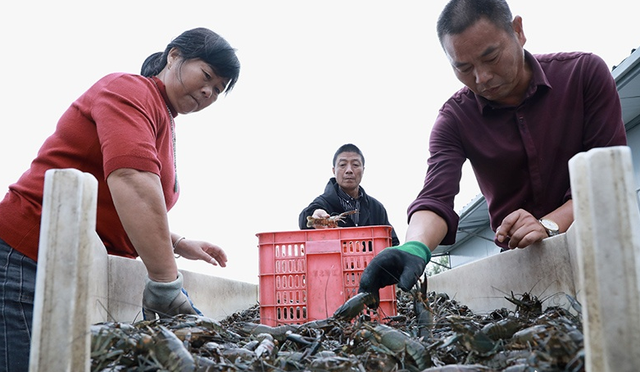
left=306, top=209, right=358, bottom=228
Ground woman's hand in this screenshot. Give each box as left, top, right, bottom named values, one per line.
left=174, top=237, right=228, bottom=267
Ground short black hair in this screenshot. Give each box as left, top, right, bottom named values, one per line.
left=333, top=143, right=365, bottom=167
left=437, top=0, right=513, bottom=44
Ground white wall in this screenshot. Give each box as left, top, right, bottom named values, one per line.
left=626, top=125, right=640, bottom=189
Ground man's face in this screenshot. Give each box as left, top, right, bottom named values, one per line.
left=333, top=151, right=364, bottom=195
left=442, top=16, right=528, bottom=106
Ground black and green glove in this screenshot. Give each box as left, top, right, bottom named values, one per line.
left=358, top=241, right=431, bottom=307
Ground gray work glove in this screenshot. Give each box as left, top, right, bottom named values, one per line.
left=142, top=271, right=203, bottom=320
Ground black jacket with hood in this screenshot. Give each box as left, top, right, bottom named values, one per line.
left=298, top=177, right=400, bottom=246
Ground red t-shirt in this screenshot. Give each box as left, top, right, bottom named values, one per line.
left=0, top=73, right=180, bottom=261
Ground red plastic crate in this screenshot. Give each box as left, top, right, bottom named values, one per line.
left=256, top=226, right=397, bottom=326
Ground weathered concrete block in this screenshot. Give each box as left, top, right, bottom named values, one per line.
left=569, top=146, right=640, bottom=372
left=105, top=255, right=258, bottom=322
left=30, top=169, right=97, bottom=372
left=428, top=229, right=578, bottom=314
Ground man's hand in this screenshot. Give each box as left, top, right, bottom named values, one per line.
left=495, top=209, right=548, bottom=249
left=358, top=241, right=431, bottom=307
left=310, top=209, right=331, bottom=229
left=142, top=272, right=202, bottom=320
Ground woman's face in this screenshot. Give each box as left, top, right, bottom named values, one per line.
left=162, top=49, right=230, bottom=114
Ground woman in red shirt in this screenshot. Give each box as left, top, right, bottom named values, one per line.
left=0, top=27, right=240, bottom=371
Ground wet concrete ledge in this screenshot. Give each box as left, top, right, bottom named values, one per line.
left=428, top=227, right=578, bottom=314
left=98, top=252, right=259, bottom=323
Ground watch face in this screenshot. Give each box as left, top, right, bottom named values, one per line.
left=540, top=219, right=559, bottom=231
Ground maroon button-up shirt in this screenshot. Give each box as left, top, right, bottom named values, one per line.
left=408, top=51, right=627, bottom=246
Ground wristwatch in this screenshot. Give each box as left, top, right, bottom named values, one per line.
left=539, top=219, right=560, bottom=237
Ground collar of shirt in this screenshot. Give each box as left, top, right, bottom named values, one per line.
left=337, top=186, right=362, bottom=203
left=337, top=187, right=362, bottom=225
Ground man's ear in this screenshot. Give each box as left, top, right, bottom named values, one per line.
left=512, top=16, right=527, bottom=46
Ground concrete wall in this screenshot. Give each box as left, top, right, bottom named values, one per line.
left=429, top=227, right=578, bottom=314
left=101, top=253, right=258, bottom=323
left=569, top=146, right=640, bottom=371
left=84, top=212, right=259, bottom=325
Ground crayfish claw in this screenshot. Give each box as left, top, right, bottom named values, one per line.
left=333, top=292, right=376, bottom=321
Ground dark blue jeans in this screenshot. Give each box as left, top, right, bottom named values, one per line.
left=0, top=238, right=35, bottom=372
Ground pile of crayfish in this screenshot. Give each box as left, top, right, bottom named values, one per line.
left=91, top=287, right=584, bottom=371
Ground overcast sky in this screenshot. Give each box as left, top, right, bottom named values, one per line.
left=1, top=1, right=637, bottom=285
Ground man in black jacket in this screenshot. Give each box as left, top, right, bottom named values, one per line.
left=298, top=143, right=400, bottom=246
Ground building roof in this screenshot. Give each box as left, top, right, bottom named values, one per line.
left=432, top=193, right=488, bottom=256
left=434, top=46, right=640, bottom=256
left=613, top=47, right=640, bottom=130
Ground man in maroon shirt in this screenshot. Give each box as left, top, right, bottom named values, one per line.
left=358, top=0, right=627, bottom=303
